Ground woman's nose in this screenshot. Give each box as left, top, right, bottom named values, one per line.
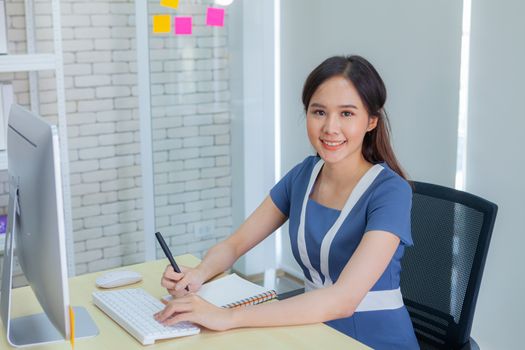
left=322, top=114, right=340, bottom=134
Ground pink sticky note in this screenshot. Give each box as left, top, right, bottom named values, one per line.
left=206, top=7, right=225, bottom=27
left=175, top=17, right=192, bottom=35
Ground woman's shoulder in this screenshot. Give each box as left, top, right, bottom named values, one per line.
left=270, top=156, right=320, bottom=213
left=284, top=155, right=320, bottom=180
left=371, top=163, right=412, bottom=199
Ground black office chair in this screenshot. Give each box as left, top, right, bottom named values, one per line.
left=401, top=181, right=498, bottom=350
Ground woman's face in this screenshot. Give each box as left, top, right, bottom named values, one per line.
left=306, top=76, right=377, bottom=165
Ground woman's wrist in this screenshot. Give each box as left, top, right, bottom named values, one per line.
left=195, top=263, right=212, bottom=283
left=227, top=307, right=243, bottom=329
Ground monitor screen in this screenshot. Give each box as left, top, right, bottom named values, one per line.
left=1, top=104, right=70, bottom=340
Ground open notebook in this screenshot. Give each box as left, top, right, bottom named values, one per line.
left=164, top=273, right=277, bottom=308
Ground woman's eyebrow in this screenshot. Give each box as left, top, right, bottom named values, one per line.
left=309, top=102, right=358, bottom=109
left=338, top=104, right=358, bottom=109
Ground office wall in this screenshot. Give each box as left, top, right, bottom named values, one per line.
left=279, top=0, right=463, bottom=275
left=467, top=0, right=525, bottom=348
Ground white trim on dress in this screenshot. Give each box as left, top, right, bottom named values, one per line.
left=298, top=159, right=404, bottom=312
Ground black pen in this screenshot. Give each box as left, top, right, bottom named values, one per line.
left=155, top=231, right=189, bottom=291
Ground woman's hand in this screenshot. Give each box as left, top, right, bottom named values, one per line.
left=154, top=294, right=236, bottom=331
left=161, top=265, right=206, bottom=297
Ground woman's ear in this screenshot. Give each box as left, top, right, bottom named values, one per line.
left=367, top=116, right=379, bottom=132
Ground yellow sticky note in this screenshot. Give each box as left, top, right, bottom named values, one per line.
left=160, top=0, right=179, bottom=10
left=69, top=306, right=75, bottom=350
left=153, top=15, right=171, bottom=34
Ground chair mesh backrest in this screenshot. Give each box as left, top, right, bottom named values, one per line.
left=401, top=182, right=497, bottom=349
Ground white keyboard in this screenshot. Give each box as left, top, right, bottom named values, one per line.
left=92, top=288, right=200, bottom=345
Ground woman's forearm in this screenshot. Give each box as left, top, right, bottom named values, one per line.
left=196, top=240, right=238, bottom=281
left=230, top=286, right=352, bottom=329
left=196, top=196, right=287, bottom=282
left=229, top=231, right=402, bottom=329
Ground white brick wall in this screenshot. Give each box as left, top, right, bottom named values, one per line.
left=0, top=0, right=233, bottom=281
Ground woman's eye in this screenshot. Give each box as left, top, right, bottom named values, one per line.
left=313, top=110, right=325, bottom=116
left=342, top=111, right=353, bottom=117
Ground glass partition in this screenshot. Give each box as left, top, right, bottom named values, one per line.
left=142, top=0, right=237, bottom=261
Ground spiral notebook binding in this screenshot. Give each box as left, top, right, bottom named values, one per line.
left=223, top=289, right=278, bottom=309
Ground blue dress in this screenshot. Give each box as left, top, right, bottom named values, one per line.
left=270, top=156, right=419, bottom=349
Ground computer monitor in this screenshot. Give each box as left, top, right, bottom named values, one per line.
left=0, top=104, right=98, bottom=347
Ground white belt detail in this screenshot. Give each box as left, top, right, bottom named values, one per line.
left=305, top=280, right=404, bottom=312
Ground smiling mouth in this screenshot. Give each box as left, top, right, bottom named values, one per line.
left=321, top=139, right=346, bottom=147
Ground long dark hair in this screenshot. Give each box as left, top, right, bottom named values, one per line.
left=302, top=55, right=408, bottom=180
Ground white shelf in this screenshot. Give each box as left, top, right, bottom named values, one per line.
left=0, top=54, right=56, bottom=73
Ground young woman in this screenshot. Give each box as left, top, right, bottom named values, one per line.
left=155, top=55, right=419, bottom=349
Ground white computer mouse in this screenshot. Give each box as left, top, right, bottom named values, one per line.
left=96, top=270, right=143, bottom=289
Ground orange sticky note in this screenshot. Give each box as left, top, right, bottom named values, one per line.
left=69, top=306, right=75, bottom=350
left=160, top=0, right=179, bottom=10
left=153, top=15, right=171, bottom=34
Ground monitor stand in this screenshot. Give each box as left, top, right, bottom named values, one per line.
left=1, top=185, right=99, bottom=347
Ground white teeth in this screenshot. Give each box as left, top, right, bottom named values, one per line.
left=322, top=140, right=345, bottom=147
